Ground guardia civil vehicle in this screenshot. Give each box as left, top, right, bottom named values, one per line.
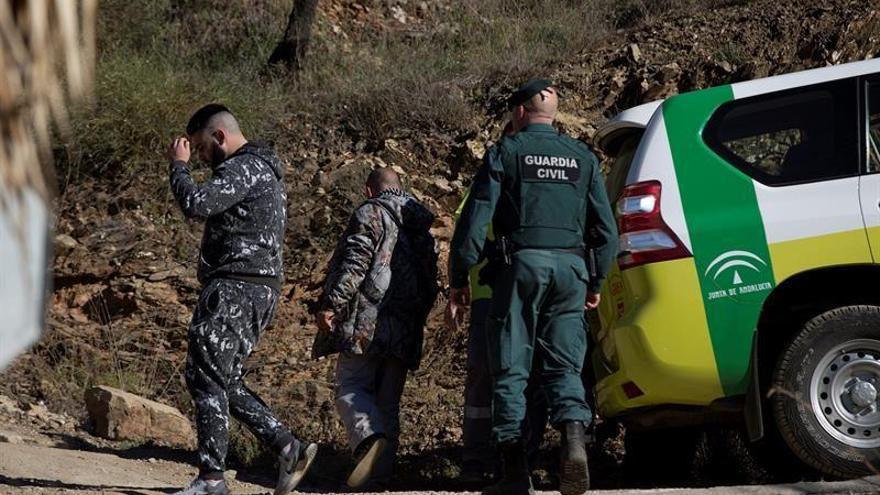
left=593, top=58, right=880, bottom=478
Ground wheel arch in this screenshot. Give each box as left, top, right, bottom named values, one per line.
left=745, top=264, right=880, bottom=441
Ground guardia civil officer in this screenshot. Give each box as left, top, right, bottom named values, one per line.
left=451, top=122, right=550, bottom=486
left=447, top=80, right=618, bottom=495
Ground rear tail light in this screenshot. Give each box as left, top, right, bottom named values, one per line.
left=616, top=181, right=691, bottom=270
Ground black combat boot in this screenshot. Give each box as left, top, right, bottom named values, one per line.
left=559, top=421, right=590, bottom=495
left=481, top=439, right=535, bottom=495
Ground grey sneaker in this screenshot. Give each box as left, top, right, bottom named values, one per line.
left=275, top=439, right=318, bottom=495
left=346, top=434, right=387, bottom=488
left=174, top=478, right=230, bottom=495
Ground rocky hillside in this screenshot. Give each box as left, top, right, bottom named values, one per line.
left=3, top=0, right=879, bottom=489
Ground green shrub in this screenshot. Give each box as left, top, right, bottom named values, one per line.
left=715, top=41, right=746, bottom=66
left=227, top=423, right=274, bottom=468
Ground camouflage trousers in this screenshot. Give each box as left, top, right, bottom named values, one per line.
left=185, top=278, right=294, bottom=478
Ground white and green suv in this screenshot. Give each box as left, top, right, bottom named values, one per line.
left=593, top=57, right=880, bottom=478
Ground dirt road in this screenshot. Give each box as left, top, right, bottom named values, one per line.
left=2, top=442, right=879, bottom=495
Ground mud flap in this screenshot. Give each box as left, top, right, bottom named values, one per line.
left=744, top=331, right=764, bottom=442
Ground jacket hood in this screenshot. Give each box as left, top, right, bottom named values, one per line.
left=233, top=141, right=284, bottom=180
left=371, top=189, right=435, bottom=230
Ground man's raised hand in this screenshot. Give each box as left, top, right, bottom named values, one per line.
left=168, top=137, right=191, bottom=163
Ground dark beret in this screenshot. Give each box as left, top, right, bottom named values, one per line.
left=507, top=79, right=554, bottom=109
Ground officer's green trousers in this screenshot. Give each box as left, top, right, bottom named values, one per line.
left=486, top=250, right=591, bottom=443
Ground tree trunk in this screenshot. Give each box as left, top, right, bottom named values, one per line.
left=268, top=0, right=320, bottom=70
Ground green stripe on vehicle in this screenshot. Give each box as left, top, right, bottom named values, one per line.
left=664, top=86, right=776, bottom=396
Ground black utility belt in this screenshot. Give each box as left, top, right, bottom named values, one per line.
left=478, top=244, right=591, bottom=287
left=210, top=273, right=282, bottom=292
left=507, top=246, right=586, bottom=256
left=495, top=236, right=586, bottom=263
left=532, top=246, right=587, bottom=257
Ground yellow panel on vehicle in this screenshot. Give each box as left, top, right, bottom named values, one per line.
left=769, top=229, right=873, bottom=283
left=596, top=257, right=724, bottom=417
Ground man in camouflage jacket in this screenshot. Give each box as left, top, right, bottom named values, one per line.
left=168, top=104, right=317, bottom=495
left=315, top=167, right=437, bottom=489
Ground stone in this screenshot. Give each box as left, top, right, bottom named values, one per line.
left=55, top=234, right=78, bottom=254
left=147, top=265, right=186, bottom=282
left=429, top=176, right=453, bottom=194
left=628, top=43, right=642, bottom=63
left=85, top=386, right=195, bottom=448
left=25, top=402, right=54, bottom=423
left=430, top=214, right=455, bottom=242
left=0, top=432, right=24, bottom=444
left=642, top=82, right=677, bottom=101
left=390, top=5, right=408, bottom=24
left=465, top=139, right=485, bottom=162
left=0, top=395, right=21, bottom=415
left=137, top=281, right=181, bottom=307
left=657, top=62, right=682, bottom=83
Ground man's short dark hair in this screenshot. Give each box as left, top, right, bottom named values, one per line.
left=186, top=103, right=231, bottom=135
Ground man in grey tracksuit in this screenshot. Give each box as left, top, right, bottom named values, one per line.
left=167, top=104, right=317, bottom=495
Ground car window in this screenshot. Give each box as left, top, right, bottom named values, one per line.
left=868, top=83, right=880, bottom=173
left=724, top=128, right=802, bottom=177
left=704, top=78, right=859, bottom=186
left=605, top=132, right=643, bottom=204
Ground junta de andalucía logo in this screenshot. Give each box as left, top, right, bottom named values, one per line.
left=704, top=250, right=773, bottom=301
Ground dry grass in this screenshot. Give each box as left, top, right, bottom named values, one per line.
left=61, top=0, right=635, bottom=179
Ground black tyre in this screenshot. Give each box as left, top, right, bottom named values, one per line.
left=771, top=305, right=880, bottom=478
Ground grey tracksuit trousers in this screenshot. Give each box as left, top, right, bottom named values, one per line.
left=335, top=353, right=408, bottom=482
left=185, top=278, right=295, bottom=477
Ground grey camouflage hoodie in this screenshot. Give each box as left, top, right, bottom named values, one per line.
left=170, top=142, right=286, bottom=288
left=315, top=189, right=437, bottom=369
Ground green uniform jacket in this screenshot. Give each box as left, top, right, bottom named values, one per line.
left=454, top=193, right=494, bottom=301
left=448, top=123, right=618, bottom=292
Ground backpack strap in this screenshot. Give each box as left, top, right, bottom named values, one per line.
left=369, top=199, right=403, bottom=228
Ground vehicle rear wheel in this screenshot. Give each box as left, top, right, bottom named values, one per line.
left=771, top=305, right=880, bottom=478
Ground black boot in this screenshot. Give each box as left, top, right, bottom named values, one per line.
left=481, top=439, right=535, bottom=495
left=559, top=421, right=590, bottom=495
